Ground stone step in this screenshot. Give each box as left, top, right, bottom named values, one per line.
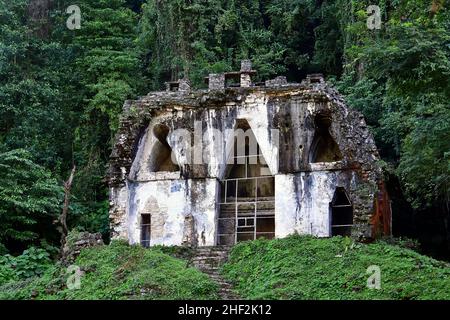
left=195, top=268, right=221, bottom=273
left=192, top=259, right=227, bottom=264
left=191, top=261, right=225, bottom=266
left=195, top=264, right=225, bottom=268
left=194, top=262, right=222, bottom=267
left=191, top=252, right=229, bottom=257
left=194, top=254, right=228, bottom=257
left=193, top=250, right=229, bottom=253
left=192, top=262, right=223, bottom=267
left=193, top=264, right=220, bottom=269
left=193, top=259, right=227, bottom=264
left=196, top=268, right=221, bottom=274
left=193, top=249, right=230, bottom=254
left=191, top=257, right=225, bottom=262
left=192, top=258, right=222, bottom=263
left=191, top=254, right=228, bottom=259
left=217, top=283, right=233, bottom=288
left=194, top=245, right=231, bottom=249
left=189, top=245, right=239, bottom=300
left=191, top=256, right=228, bottom=263
left=194, top=247, right=231, bottom=250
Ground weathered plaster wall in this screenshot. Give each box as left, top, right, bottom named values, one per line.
left=275, top=169, right=367, bottom=238
left=127, top=179, right=218, bottom=246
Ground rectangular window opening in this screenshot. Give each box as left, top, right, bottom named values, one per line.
left=141, top=214, right=151, bottom=248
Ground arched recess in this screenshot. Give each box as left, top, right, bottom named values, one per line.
left=309, top=113, right=342, bottom=163
left=217, top=119, right=275, bottom=245
left=330, top=187, right=353, bottom=236
left=148, top=124, right=180, bottom=172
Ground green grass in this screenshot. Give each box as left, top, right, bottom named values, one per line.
left=221, top=235, right=450, bottom=300
left=0, top=241, right=218, bottom=300
left=3, top=236, right=449, bottom=300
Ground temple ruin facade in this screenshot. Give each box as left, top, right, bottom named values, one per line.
left=109, top=60, right=391, bottom=247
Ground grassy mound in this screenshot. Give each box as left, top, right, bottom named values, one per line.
left=0, top=241, right=218, bottom=300
left=3, top=236, right=449, bottom=300
left=221, top=235, right=450, bottom=300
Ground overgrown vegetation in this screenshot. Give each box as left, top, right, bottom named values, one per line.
left=4, top=236, right=449, bottom=300
left=0, top=241, right=218, bottom=300
left=0, top=247, right=51, bottom=286
left=0, top=0, right=448, bottom=258
left=0, top=150, right=63, bottom=252
left=222, top=235, right=450, bottom=300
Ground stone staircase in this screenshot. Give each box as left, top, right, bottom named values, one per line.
left=189, top=246, right=239, bottom=300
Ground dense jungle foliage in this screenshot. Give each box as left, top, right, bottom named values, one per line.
left=0, top=0, right=449, bottom=260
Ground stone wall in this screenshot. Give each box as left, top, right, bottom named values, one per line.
left=126, top=178, right=218, bottom=246
left=62, top=231, right=104, bottom=265
left=109, top=75, right=384, bottom=245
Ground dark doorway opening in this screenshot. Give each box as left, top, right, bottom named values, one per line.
left=330, top=187, right=353, bottom=236
left=141, top=214, right=151, bottom=247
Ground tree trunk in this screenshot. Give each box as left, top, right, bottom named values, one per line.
left=59, top=166, right=76, bottom=257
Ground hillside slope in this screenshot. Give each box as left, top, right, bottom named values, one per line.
left=0, top=241, right=218, bottom=300
left=2, top=236, right=450, bottom=300
left=221, top=236, right=450, bottom=300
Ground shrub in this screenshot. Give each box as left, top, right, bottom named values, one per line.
left=0, top=247, right=51, bottom=286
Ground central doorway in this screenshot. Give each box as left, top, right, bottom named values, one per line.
left=217, top=120, right=275, bottom=245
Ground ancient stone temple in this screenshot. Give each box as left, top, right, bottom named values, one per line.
left=109, top=60, right=391, bottom=248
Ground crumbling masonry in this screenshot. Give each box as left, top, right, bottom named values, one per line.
left=109, top=60, right=391, bottom=247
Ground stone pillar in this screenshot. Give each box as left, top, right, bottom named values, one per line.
left=240, top=60, right=252, bottom=72
left=208, top=74, right=225, bottom=90
left=240, top=60, right=253, bottom=87
left=240, top=73, right=251, bottom=88
left=179, top=78, right=191, bottom=92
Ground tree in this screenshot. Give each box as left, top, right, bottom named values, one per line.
left=138, top=0, right=340, bottom=88
left=55, top=0, right=145, bottom=238
left=0, top=149, right=63, bottom=249
left=336, top=0, right=450, bottom=209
